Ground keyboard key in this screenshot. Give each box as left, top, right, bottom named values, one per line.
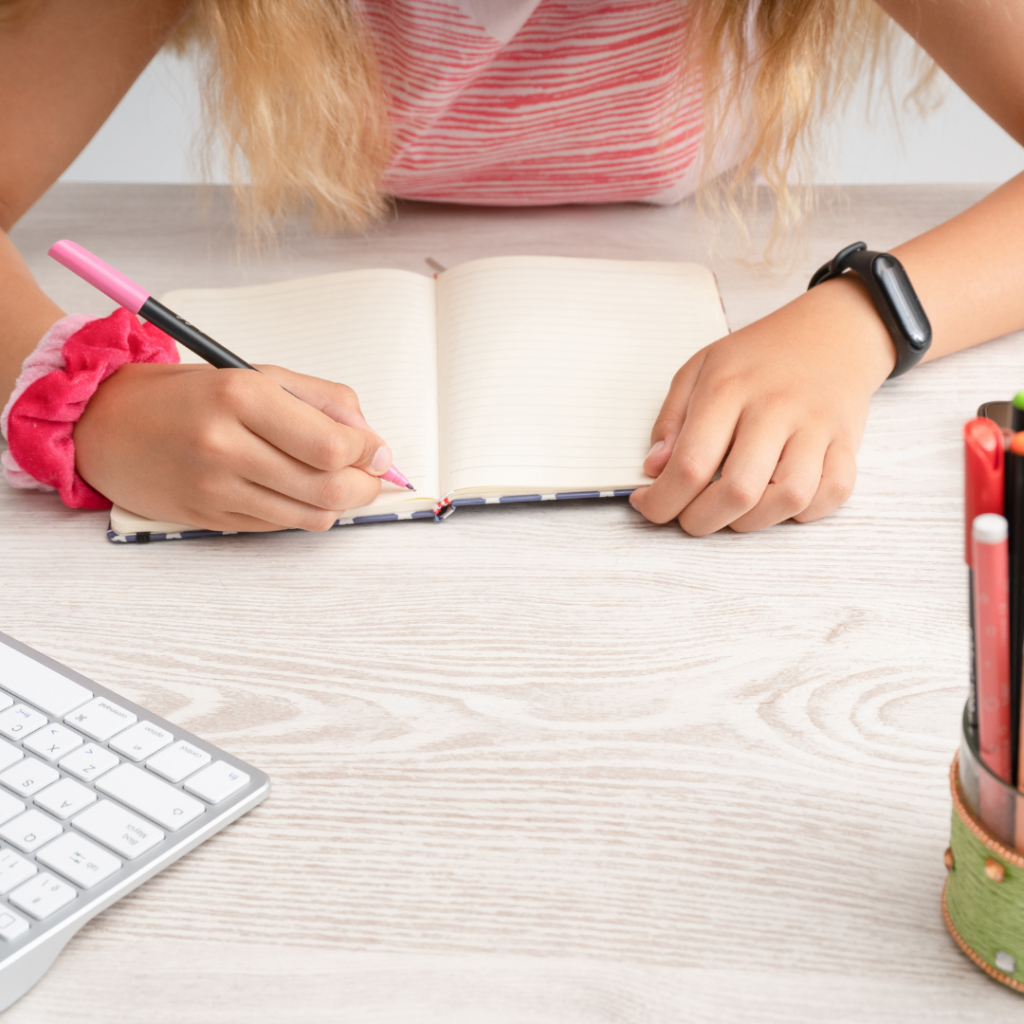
left=64, top=697, right=137, bottom=742
left=0, top=810, right=63, bottom=853
left=109, top=721, right=173, bottom=762
left=73, top=801, right=164, bottom=860
left=0, top=645, right=92, bottom=718
left=37, top=833, right=120, bottom=890
left=147, top=741, right=211, bottom=783
left=0, top=695, right=13, bottom=715
left=35, top=778, right=96, bottom=820
left=0, top=704, right=46, bottom=740
left=59, top=744, right=119, bottom=782
left=0, top=758, right=59, bottom=797
left=185, top=761, right=251, bottom=804
left=9, top=872, right=76, bottom=920
left=0, top=791, right=25, bottom=828
left=23, top=723, right=83, bottom=762
left=0, top=740, right=23, bottom=773
left=96, top=764, right=204, bottom=832
left=0, top=908, right=29, bottom=941
left=0, top=848, right=36, bottom=894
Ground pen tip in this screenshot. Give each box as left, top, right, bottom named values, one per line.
left=406, top=484, right=416, bottom=491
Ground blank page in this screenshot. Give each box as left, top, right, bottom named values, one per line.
left=160, top=269, right=441, bottom=517
left=436, top=256, right=728, bottom=496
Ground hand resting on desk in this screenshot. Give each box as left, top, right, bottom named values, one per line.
left=73, top=363, right=391, bottom=532
left=631, top=274, right=897, bottom=537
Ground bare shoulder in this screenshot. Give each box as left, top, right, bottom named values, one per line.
left=0, top=0, right=193, bottom=229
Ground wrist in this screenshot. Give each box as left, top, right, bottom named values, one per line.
left=796, top=275, right=897, bottom=391
left=2, top=309, right=180, bottom=508
left=1, top=315, right=99, bottom=495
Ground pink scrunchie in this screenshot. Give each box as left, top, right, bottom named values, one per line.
left=1, top=309, right=180, bottom=509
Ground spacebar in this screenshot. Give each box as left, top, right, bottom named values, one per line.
left=96, top=763, right=205, bottom=831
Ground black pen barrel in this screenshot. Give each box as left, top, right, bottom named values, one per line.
left=139, top=297, right=256, bottom=371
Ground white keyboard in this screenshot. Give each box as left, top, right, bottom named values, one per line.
left=0, top=630, right=269, bottom=1011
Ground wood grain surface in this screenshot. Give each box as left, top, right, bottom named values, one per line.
left=3, top=183, right=1023, bottom=1022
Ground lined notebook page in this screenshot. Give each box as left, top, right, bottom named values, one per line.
left=436, top=256, right=728, bottom=496
left=161, top=269, right=441, bottom=515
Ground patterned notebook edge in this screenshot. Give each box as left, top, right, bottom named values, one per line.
left=106, top=490, right=636, bottom=544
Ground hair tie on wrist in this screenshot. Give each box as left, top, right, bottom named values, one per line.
left=1, top=309, right=180, bottom=509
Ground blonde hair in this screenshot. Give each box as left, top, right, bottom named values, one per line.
left=173, top=0, right=390, bottom=234
left=170, top=1, right=918, bottom=237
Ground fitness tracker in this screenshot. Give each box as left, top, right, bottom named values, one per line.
left=808, top=241, right=932, bottom=379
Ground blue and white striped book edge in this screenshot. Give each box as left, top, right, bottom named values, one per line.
left=106, top=490, right=637, bottom=544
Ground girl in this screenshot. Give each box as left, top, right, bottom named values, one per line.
left=1, top=0, right=1021, bottom=536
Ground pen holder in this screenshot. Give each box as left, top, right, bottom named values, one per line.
left=945, top=706, right=1024, bottom=991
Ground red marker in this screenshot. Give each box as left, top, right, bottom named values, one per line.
left=965, top=417, right=1005, bottom=733
left=965, top=418, right=1005, bottom=561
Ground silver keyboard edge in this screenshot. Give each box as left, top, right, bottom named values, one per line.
left=0, top=777, right=269, bottom=984
left=0, top=628, right=271, bottom=973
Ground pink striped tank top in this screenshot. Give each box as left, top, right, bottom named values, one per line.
left=359, top=0, right=705, bottom=206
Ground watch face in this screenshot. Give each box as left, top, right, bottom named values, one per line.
left=872, top=255, right=931, bottom=348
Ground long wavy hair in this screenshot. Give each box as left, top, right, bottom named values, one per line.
left=4, top=0, right=930, bottom=238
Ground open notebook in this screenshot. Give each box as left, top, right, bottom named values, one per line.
left=108, top=256, right=729, bottom=542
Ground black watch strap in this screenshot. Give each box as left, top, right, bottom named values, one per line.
left=808, top=241, right=932, bottom=379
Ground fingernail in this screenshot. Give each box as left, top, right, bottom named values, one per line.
left=371, top=445, right=392, bottom=474
left=646, top=440, right=665, bottom=460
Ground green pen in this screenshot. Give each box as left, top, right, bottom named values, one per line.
left=1013, top=391, right=1024, bottom=433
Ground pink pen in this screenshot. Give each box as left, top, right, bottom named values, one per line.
left=47, top=239, right=414, bottom=490
left=973, top=512, right=1014, bottom=839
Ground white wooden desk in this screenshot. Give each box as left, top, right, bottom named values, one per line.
left=3, top=184, right=1021, bottom=1022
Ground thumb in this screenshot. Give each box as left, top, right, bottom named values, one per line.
left=643, top=350, right=707, bottom=478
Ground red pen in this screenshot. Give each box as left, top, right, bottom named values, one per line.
left=965, top=417, right=1005, bottom=733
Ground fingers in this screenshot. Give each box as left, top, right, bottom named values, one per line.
left=629, top=380, right=739, bottom=524
left=208, top=368, right=392, bottom=477
left=632, top=404, right=857, bottom=536
left=186, top=410, right=382, bottom=525
left=213, top=474, right=380, bottom=533
left=792, top=442, right=857, bottom=523
left=260, top=364, right=375, bottom=433
left=642, top=349, right=708, bottom=478
left=728, top=433, right=827, bottom=533
left=675, top=415, right=791, bottom=536
left=239, top=441, right=382, bottom=520
left=681, top=434, right=855, bottom=536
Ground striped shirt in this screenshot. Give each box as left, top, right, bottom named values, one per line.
left=360, top=0, right=706, bottom=206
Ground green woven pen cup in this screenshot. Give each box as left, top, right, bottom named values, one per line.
left=945, top=706, right=1024, bottom=992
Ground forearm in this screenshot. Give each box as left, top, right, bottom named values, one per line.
left=889, top=172, right=1024, bottom=363
left=0, top=230, right=64, bottom=403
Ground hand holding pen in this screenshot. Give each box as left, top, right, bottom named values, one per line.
left=50, top=240, right=411, bottom=532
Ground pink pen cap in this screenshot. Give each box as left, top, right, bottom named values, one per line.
left=48, top=240, right=150, bottom=314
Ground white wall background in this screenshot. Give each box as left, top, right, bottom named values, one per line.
left=60, top=49, right=1024, bottom=187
